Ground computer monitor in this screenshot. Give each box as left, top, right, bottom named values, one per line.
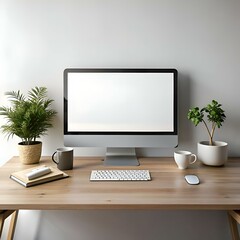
left=64, top=68, right=178, bottom=166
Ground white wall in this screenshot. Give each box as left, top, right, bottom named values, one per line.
left=1, top=0, right=240, bottom=239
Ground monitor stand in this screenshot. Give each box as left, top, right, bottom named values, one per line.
left=104, top=147, right=140, bottom=166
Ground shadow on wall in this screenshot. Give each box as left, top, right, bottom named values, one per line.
left=32, top=210, right=230, bottom=240
left=178, top=72, right=195, bottom=148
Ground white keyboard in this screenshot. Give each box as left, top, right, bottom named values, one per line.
left=90, top=169, right=151, bottom=181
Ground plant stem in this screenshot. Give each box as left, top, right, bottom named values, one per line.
left=202, top=119, right=213, bottom=145
left=211, top=123, right=217, bottom=145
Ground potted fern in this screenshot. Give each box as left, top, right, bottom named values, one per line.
left=187, top=100, right=228, bottom=166
left=0, top=87, right=57, bottom=164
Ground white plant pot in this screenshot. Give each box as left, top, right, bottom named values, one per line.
left=197, top=141, right=228, bottom=166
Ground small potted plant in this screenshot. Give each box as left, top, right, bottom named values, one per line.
left=0, top=86, right=57, bottom=164
left=187, top=100, right=227, bottom=166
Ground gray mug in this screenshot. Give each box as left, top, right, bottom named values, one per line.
left=52, top=147, right=73, bottom=170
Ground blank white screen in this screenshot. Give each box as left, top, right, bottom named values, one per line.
left=67, top=72, right=174, bottom=132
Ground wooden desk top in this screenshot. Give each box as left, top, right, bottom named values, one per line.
left=1, top=156, right=240, bottom=211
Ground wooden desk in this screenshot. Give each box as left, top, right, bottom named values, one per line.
left=1, top=157, right=240, bottom=239
left=1, top=156, right=240, bottom=210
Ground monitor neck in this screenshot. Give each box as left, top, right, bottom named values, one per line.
left=104, top=147, right=139, bottom=166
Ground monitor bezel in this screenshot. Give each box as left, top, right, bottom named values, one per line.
left=64, top=68, right=178, bottom=136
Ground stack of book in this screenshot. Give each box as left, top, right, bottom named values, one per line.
left=10, top=165, right=68, bottom=187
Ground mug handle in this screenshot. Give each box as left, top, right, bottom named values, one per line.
left=52, top=151, right=58, bottom=164
left=189, top=154, right=197, bottom=164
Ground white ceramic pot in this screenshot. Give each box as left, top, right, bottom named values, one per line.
left=197, top=141, right=228, bottom=166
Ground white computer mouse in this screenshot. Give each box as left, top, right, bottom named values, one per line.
left=185, top=175, right=200, bottom=185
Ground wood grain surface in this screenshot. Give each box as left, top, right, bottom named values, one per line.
left=1, top=156, right=240, bottom=210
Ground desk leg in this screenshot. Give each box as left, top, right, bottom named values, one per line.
left=0, top=210, right=5, bottom=237
left=0, top=210, right=19, bottom=240
left=7, top=210, right=18, bottom=240
left=228, top=210, right=240, bottom=240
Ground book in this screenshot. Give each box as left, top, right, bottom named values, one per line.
left=10, top=165, right=68, bottom=187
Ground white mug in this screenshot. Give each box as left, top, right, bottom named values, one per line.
left=174, top=150, right=197, bottom=169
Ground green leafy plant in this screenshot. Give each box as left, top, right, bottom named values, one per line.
left=0, top=86, right=57, bottom=145
left=187, top=100, right=226, bottom=145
